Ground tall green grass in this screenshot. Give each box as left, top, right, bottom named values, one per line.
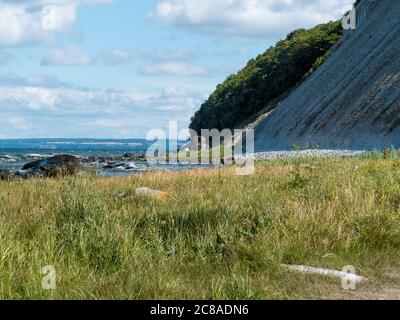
left=1, top=152, right=400, bottom=299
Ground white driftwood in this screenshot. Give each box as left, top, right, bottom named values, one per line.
left=282, top=264, right=367, bottom=283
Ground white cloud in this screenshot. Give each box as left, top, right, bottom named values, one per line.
left=140, top=62, right=208, bottom=76
left=151, top=0, right=354, bottom=39
left=41, top=44, right=92, bottom=65
left=146, top=47, right=196, bottom=62
left=41, top=4, right=76, bottom=31
left=100, top=47, right=196, bottom=65
left=0, top=73, right=205, bottom=138
left=100, top=49, right=137, bottom=65
left=0, top=0, right=115, bottom=46
left=7, top=117, right=30, bottom=130
left=0, top=73, right=69, bottom=87
left=0, top=116, right=31, bottom=136
left=0, top=4, right=45, bottom=46
left=162, top=86, right=187, bottom=97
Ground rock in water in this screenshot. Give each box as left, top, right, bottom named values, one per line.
left=22, top=154, right=80, bottom=177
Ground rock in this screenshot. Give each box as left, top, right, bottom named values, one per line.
left=122, top=153, right=146, bottom=161
left=0, top=169, right=13, bottom=181
left=81, top=155, right=97, bottom=164
left=122, top=153, right=134, bottom=160
left=135, top=187, right=169, bottom=201
left=115, top=162, right=126, bottom=167
left=22, top=154, right=81, bottom=177
left=102, top=163, right=115, bottom=169
left=97, top=153, right=146, bottom=164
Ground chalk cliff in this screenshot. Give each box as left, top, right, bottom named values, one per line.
left=253, top=0, right=400, bottom=151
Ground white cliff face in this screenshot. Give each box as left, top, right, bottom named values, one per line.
left=253, top=0, right=400, bottom=151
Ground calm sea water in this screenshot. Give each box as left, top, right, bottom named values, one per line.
left=0, top=138, right=157, bottom=152
left=0, top=138, right=197, bottom=176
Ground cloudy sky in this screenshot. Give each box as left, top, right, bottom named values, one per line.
left=0, top=0, right=354, bottom=138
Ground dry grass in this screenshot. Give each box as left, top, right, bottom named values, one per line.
left=1, top=152, right=400, bottom=299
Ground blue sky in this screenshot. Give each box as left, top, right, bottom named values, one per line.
left=0, top=0, right=354, bottom=138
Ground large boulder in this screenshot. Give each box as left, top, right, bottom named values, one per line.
left=22, top=154, right=81, bottom=177
left=122, top=152, right=146, bottom=161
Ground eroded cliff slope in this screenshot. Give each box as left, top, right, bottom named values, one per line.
left=253, top=0, right=400, bottom=151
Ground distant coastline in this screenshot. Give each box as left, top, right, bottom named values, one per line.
left=47, top=141, right=143, bottom=147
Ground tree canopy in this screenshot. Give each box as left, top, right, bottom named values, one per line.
left=190, top=21, right=343, bottom=132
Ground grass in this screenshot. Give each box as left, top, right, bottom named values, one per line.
left=1, top=152, right=400, bottom=299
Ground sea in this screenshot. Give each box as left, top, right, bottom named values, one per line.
left=0, top=138, right=202, bottom=176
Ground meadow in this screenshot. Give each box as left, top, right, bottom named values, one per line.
left=1, top=152, right=400, bottom=299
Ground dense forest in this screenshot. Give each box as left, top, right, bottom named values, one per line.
left=190, top=21, right=343, bottom=132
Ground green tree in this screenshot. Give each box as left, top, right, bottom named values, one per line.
left=190, top=21, right=343, bottom=132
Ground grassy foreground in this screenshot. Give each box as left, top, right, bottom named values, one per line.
left=1, top=153, right=400, bottom=300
